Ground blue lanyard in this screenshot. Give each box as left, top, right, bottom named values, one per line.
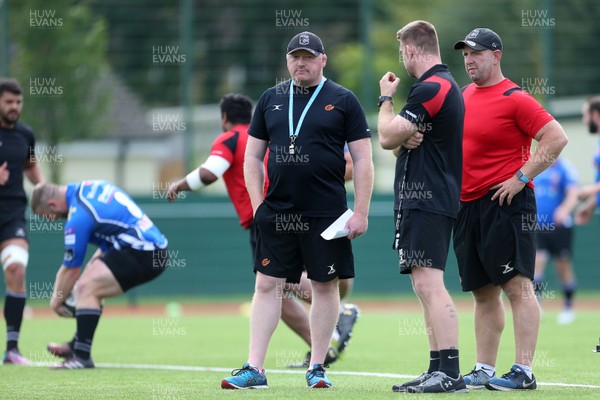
left=288, top=76, right=326, bottom=142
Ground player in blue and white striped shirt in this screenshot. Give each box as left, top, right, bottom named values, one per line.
left=30, top=180, right=168, bottom=369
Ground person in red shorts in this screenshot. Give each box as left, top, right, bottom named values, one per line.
left=453, top=28, right=568, bottom=391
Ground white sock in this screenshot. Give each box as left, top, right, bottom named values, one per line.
left=247, top=363, right=262, bottom=373
left=515, top=363, right=533, bottom=379
left=475, top=362, right=495, bottom=377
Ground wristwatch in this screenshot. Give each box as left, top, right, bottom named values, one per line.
left=515, top=169, right=530, bottom=183
left=377, top=95, right=393, bottom=108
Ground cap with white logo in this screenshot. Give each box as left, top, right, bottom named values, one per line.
left=287, top=31, right=325, bottom=56
left=454, top=28, right=503, bottom=52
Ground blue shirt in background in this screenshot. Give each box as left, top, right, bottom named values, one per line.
left=63, top=180, right=168, bottom=267
left=534, top=158, right=578, bottom=227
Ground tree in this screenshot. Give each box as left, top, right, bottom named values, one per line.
left=9, top=0, right=111, bottom=182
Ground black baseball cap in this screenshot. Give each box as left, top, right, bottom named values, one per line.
left=454, top=28, right=502, bottom=51
left=287, top=31, right=325, bottom=56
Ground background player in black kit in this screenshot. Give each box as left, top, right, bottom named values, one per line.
left=222, top=31, right=373, bottom=390
left=378, top=21, right=466, bottom=393
left=0, top=78, right=44, bottom=365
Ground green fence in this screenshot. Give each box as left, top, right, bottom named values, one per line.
left=25, top=195, right=599, bottom=298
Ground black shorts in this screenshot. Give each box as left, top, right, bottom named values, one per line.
left=453, top=187, right=537, bottom=292
left=100, top=247, right=168, bottom=292
left=253, top=203, right=354, bottom=283
left=536, top=225, right=573, bottom=259
left=0, top=209, right=27, bottom=243
left=394, top=209, right=454, bottom=274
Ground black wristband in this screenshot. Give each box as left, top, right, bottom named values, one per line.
left=377, top=96, right=393, bottom=108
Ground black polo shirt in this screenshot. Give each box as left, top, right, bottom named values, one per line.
left=250, top=78, right=370, bottom=217
left=394, top=64, right=464, bottom=219
left=0, top=122, right=36, bottom=219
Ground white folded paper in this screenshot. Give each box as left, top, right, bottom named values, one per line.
left=320, top=209, right=354, bottom=240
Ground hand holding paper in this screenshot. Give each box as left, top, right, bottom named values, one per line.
left=321, top=209, right=354, bottom=240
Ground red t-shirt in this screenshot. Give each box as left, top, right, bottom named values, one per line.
left=209, top=124, right=253, bottom=229
left=461, top=78, right=554, bottom=202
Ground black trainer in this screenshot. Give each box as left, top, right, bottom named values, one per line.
left=406, top=371, right=468, bottom=393
left=392, top=372, right=431, bottom=392
left=335, top=304, right=360, bottom=354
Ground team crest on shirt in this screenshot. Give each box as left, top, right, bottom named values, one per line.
left=15, top=228, right=26, bottom=237
left=324, top=104, right=335, bottom=111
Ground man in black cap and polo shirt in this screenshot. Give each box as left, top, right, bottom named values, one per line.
left=453, top=27, right=567, bottom=391
left=221, top=31, right=373, bottom=390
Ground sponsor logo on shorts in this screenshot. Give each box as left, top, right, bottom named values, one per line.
left=261, top=258, right=270, bottom=267
left=326, top=263, right=336, bottom=275
left=501, top=261, right=514, bottom=274
left=399, top=248, right=406, bottom=265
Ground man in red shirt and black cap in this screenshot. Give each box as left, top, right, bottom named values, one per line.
left=453, top=28, right=568, bottom=391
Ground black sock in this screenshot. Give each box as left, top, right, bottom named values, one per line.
left=427, top=350, right=440, bottom=374
left=438, top=348, right=460, bottom=379
left=5, top=291, right=26, bottom=352
left=69, top=334, right=77, bottom=349
left=563, top=282, right=576, bottom=309
left=73, top=308, right=102, bottom=360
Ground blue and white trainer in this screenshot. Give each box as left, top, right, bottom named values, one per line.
left=221, top=363, right=268, bottom=389
left=306, top=363, right=332, bottom=388
left=463, top=367, right=495, bottom=389
left=485, top=365, right=536, bottom=391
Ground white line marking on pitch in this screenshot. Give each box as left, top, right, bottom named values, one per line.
left=30, top=361, right=600, bottom=389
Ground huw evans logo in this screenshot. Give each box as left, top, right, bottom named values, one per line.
left=152, top=46, right=187, bottom=65
left=521, top=9, right=555, bottom=28
left=29, top=10, right=63, bottom=28
left=275, top=10, right=309, bottom=28
left=29, top=78, right=63, bottom=97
